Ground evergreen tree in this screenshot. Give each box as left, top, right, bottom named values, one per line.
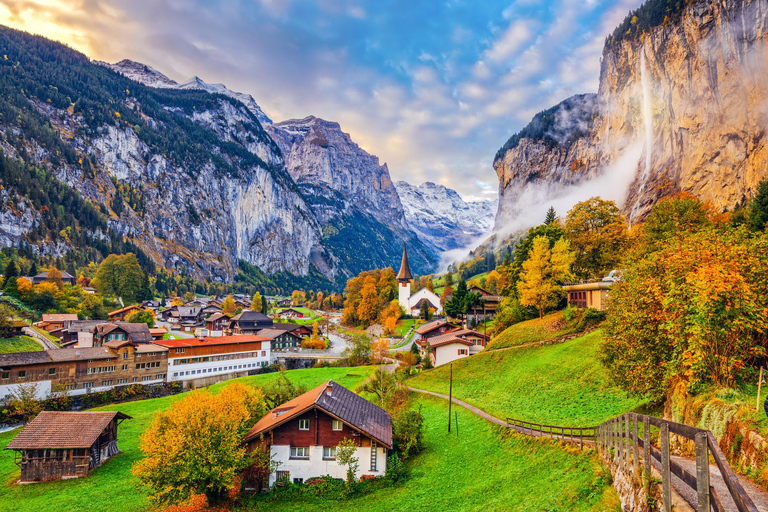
left=261, top=294, right=268, bottom=315
left=3, top=259, right=18, bottom=287
left=419, top=299, right=429, bottom=320
left=444, top=280, right=469, bottom=319
left=545, top=206, right=557, bottom=225
left=29, top=261, right=38, bottom=277
left=748, top=178, right=768, bottom=232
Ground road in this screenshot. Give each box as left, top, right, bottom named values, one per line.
left=22, top=327, right=58, bottom=350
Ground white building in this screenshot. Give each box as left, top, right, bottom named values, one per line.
left=243, top=380, right=392, bottom=488
left=396, top=245, right=443, bottom=316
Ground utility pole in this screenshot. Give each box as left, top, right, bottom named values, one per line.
left=448, top=363, right=453, bottom=433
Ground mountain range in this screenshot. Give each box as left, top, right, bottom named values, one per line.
left=0, top=29, right=494, bottom=290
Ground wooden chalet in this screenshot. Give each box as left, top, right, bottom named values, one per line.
left=413, top=320, right=459, bottom=343
left=467, top=285, right=501, bottom=321
left=562, top=281, right=613, bottom=311
left=229, top=310, right=273, bottom=335
left=107, top=305, right=143, bottom=322
left=278, top=308, right=307, bottom=319
left=36, top=314, right=78, bottom=335
left=149, top=327, right=168, bottom=341
left=5, top=411, right=131, bottom=482
left=243, top=380, right=392, bottom=488
left=273, top=322, right=312, bottom=338
left=29, top=270, right=76, bottom=286
left=93, top=322, right=152, bottom=347
left=205, top=312, right=232, bottom=335
left=256, top=328, right=301, bottom=350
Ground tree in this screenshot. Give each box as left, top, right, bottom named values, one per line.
left=335, top=437, right=359, bottom=486
left=0, top=305, right=14, bottom=338
left=383, top=315, right=397, bottom=335
left=544, top=206, right=557, bottom=225
left=641, top=193, right=713, bottom=251
left=747, top=178, right=768, bottom=232
left=47, top=266, right=64, bottom=290
left=91, top=253, right=146, bottom=304
left=221, top=295, right=236, bottom=316
left=301, top=322, right=325, bottom=349
left=342, top=334, right=372, bottom=366
left=372, top=338, right=390, bottom=364
left=28, top=261, right=38, bottom=277
left=505, top=221, right=565, bottom=296
left=7, top=383, right=42, bottom=422
left=444, top=272, right=453, bottom=287
left=251, top=292, right=263, bottom=312
left=291, top=290, right=306, bottom=306
left=171, top=296, right=183, bottom=306
left=126, top=309, right=156, bottom=328
left=564, top=197, right=628, bottom=280
left=3, top=259, right=18, bottom=287
left=356, top=275, right=379, bottom=327
left=133, top=383, right=265, bottom=506
left=183, top=291, right=195, bottom=303
left=444, top=280, right=468, bottom=319
left=419, top=299, right=429, bottom=320
left=391, top=408, right=425, bottom=459
left=517, top=236, right=574, bottom=318
left=261, top=294, right=268, bottom=315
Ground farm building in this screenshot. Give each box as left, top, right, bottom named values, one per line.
left=244, top=380, right=392, bottom=488
left=5, top=411, right=131, bottom=482
left=562, top=281, right=613, bottom=311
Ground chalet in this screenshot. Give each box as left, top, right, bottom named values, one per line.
left=177, top=306, right=205, bottom=325
left=107, top=305, right=143, bottom=322
left=36, top=314, right=78, bottom=335
left=149, top=327, right=167, bottom=341
left=140, top=300, right=162, bottom=312
left=562, top=281, right=613, bottom=311
left=278, top=308, right=307, bottom=319
left=205, top=312, right=231, bottom=336
left=159, top=306, right=179, bottom=323
left=93, top=323, right=152, bottom=347
left=10, top=321, right=27, bottom=337
left=276, top=298, right=292, bottom=307
left=202, top=304, right=222, bottom=317
left=29, top=270, right=76, bottom=286
left=256, top=328, right=302, bottom=350
left=466, top=286, right=501, bottom=322
left=229, top=310, right=273, bottom=335
left=5, top=411, right=131, bottom=482
left=418, top=328, right=489, bottom=367
left=273, top=322, right=312, bottom=338
left=60, top=320, right=104, bottom=347
left=413, top=320, right=459, bottom=344
left=156, top=335, right=271, bottom=388
left=243, top=380, right=392, bottom=487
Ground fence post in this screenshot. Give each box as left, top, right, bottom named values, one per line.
left=617, top=417, right=624, bottom=466
left=643, top=416, right=651, bottom=478
left=661, top=423, right=671, bottom=512
left=624, top=414, right=630, bottom=470
left=695, top=432, right=710, bottom=512
left=632, top=414, right=639, bottom=478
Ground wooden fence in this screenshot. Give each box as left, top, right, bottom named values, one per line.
left=506, top=412, right=759, bottom=512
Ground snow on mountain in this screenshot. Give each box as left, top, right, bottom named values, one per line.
left=97, top=60, right=272, bottom=125
left=394, top=181, right=497, bottom=254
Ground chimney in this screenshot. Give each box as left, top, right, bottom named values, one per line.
left=325, top=384, right=333, bottom=396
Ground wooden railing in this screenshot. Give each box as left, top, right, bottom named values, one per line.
left=506, top=412, right=759, bottom=512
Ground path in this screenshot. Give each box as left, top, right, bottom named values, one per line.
left=22, top=327, right=58, bottom=350
left=406, top=385, right=767, bottom=512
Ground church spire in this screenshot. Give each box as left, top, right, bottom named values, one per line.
left=397, top=245, right=413, bottom=281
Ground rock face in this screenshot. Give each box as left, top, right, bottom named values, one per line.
left=394, top=181, right=497, bottom=253
left=494, top=0, right=768, bottom=230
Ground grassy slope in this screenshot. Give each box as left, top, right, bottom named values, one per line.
left=486, top=311, right=583, bottom=351
left=409, top=330, right=645, bottom=426
left=0, top=367, right=376, bottom=512
left=0, top=337, right=42, bottom=353
left=250, top=395, right=619, bottom=512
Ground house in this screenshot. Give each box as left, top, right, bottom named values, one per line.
left=243, top=380, right=392, bottom=488
left=82, top=287, right=97, bottom=294
left=36, top=314, right=78, bottom=335
left=140, top=300, right=162, bottom=312
left=5, top=411, right=131, bottom=482
left=278, top=308, right=307, bottom=319
left=149, top=327, right=167, bottom=341
left=413, top=320, right=459, bottom=344
left=10, top=321, right=28, bottom=338
left=177, top=306, right=205, bottom=326
left=93, top=323, right=153, bottom=347
left=420, top=333, right=473, bottom=367
left=229, top=310, right=273, bottom=335
left=273, top=322, right=312, bottom=338
left=256, top=328, right=302, bottom=351
left=562, top=281, right=613, bottom=311
left=276, top=298, right=292, bottom=307
left=156, top=335, right=271, bottom=388
left=202, top=304, right=222, bottom=317
left=60, top=320, right=104, bottom=347
left=466, top=286, right=502, bottom=323
left=107, top=305, right=143, bottom=322
left=395, top=246, right=443, bottom=316
left=205, top=312, right=231, bottom=336
left=29, top=270, right=76, bottom=286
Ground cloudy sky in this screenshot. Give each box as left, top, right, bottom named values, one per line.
left=0, top=0, right=640, bottom=201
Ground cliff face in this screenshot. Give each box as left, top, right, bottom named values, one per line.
left=494, top=0, right=768, bottom=229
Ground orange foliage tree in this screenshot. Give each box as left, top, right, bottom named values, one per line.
left=341, top=268, right=396, bottom=327
left=371, top=338, right=390, bottom=364
left=133, top=383, right=266, bottom=506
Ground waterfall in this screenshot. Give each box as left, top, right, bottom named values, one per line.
left=630, top=45, right=653, bottom=222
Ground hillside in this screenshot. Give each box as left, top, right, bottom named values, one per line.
left=409, top=330, right=645, bottom=426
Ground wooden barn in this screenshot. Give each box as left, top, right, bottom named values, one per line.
left=4, top=411, right=131, bottom=482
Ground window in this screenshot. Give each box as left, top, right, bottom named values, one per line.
left=289, top=446, right=309, bottom=459
left=117, top=379, right=128, bottom=384
left=1, top=372, right=8, bottom=379
left=458, top=349, right=467, bottom=356
left=123, top=352, right=128, bottom=359
left=298, top=419, right=310, bottom=430
left=18, top=370, right=26, bottom=378
left=322, top=447, right=336, bottom=460
left=276, top=471, right=290, bottom=482
left=102, top=380, right=113, bottom=386
left=293, top=478, right=304, bottom=485
left=176, top=348, right=185, bottom=354
left=82, top=382, right=94, bottom=389
left=332, top=420, right=343, bottom=431
left=122, top=365, right=128, bottom=371
left=48, top=368, right=56, bottom=375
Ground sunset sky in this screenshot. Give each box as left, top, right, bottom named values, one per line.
left=0, top=0, right=640, bottom=200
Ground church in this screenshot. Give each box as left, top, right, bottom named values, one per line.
left=397, top=246, right=443, bottom=317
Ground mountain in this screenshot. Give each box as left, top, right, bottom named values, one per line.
left=97, top=59, right=272, bottom=125
left=493, top=0, right=768, bottom=231
left=394, top=181, right=497, bottom=254
left=0, top=26, right=436, bottom=290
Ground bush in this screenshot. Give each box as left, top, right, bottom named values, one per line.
left=385, top=454, right=408, bottom=483
left=391, top=408, right=425, bottom=459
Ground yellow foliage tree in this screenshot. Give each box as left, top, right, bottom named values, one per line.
left=372, top=338, right=390, bottom=364
left=291, top=290, right=306, bottom=306
left=171, top=296, right=183, bottom=306
left=356, top=276, right=379, bottom=327
left=132, top=383, right=265, bottom=506
left=517, top=236, right=574, bottom=318
left=47, top=266, right=64, bottom=290
left=221, top=295, right=237, bottom=316
left=16, top=277, right=33, bottom=301
left=485, top=270, right=501, bottom=294
left=301, top=322, right=325, bottom=349
left=383, top=315, right=397, bottom=336
left=251, top=292, right=262, bottom=312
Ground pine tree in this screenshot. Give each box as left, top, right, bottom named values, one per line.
left=748, top=178, right=768, bottom=232
left=261, top=294, right=268, bottom=315
left=545, top=206, right=557, bottom=225
left=29, top=261, right=38, bottom=277
left=3, top=259, right=18, bottom=287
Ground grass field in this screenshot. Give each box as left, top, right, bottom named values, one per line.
left=408, top=330, right=645, bottom=426
left=247, top=394, right=619, bottom=512
left=0, top=366, right=377, bottom=512
left=275, top=307, right=320, bottom=325
left=0, top=336, right=42, bottom=353
left=394, top=318, right=416, bottom=337
left=486, top=311, right=584, bottom=351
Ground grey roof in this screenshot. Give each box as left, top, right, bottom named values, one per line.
left=115, top=322, right=152, bottom=343
left=233, top=310, right=272, bottom=325
left=271, top=322, right=301, bottom=333
left=0, top=351, right=52, bottom=367
left=256, top=328, right=299, bottom=340
left=316, top=381, right=392, bottom=448
left=177, top=306, right=202, bottom=317
left=48, top=347, right=115, bottom=362
left=65, top=320, right=104, bottom=333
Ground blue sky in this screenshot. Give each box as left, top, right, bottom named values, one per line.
left=1, top=0, right=641, bottom=200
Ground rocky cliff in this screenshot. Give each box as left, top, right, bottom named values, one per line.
left=395, top=181, right=497, bottom=254
left=494, top=0, right=768, bottom=230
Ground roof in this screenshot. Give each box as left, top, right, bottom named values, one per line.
left=135, top=343, right=169, bottom=353
left=177, top=306, right=202, bottom=317
left=271, top=323, right=301, bottom=333
left=40, top=313, right=78, bottom=323
left=256, top=328, right=298, bottom=340
left=33, top=270, right=75, bottom=280
left=562, top=281, right=613, bottom=291
left=396, top=245, right=413, bottom=281
left=426, top=333, right=473, bottom=348
left=206, top=312, right=230, bottom=323
left=108, top=304, right=142, bottom=316
left=5, top=411, right=131, bottom=450
left=233, top=310, right=272, bottom=323
left=148, top=327, right=168, bottom=335
left=48, top=347, right=115, bottom=362
left=96, top=322, right=152, bottom=343
left=244, top=380, right=392, bottom=448
left=415, top=320, right=457, bottom=335
left=154, top=334, right=268, bottom=350
left=469, top=285, right=491, bottom=295
left=451, top=328, right=490, bottom=340
left=412, top=297, right=439, bottom=310
left=65, top=320, right=103, bottom=333
left=0, top=351, right=52, bottom=368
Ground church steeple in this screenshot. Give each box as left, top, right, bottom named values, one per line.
left=396, top=245, right=413, bottom=282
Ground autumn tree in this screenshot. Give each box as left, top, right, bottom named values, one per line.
left=641, top=193, right=713, bottom=252
left=301, top=322, right=325, bottom=349
left=92, top=253, right=146, bottom=304
left=372, top=338, right=390, bottom=364
left=251, top=291, right=263, bottom=312
left=356, top=275, right=379, bottom=327
left=126, top=309, right=156, bottom=328
left=342, top=268, right=396, bottom=326
left=517, top=236, right=574, bottom=318
left=564, top=197, right=628, bottom=280
left=171, top=296, right=184, bottom=306
left=220, top=295, right=237, bottom=316
left=506, top=221, right=565, bottom=296
left=133, top=383, right=265, bottom=506
left=47, top=266, right=64, bottom=290
left=291, top=290, right=306, bottom=306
